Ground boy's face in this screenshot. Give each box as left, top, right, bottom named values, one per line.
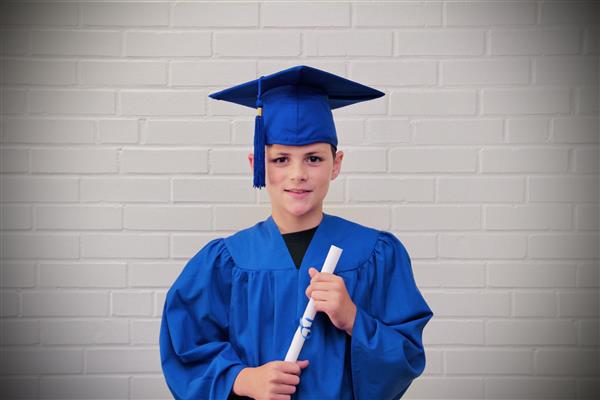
left=249, top=142, right=343, bottom=221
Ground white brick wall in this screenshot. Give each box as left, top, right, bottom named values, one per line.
left=0, top=1, right=597, bottom=399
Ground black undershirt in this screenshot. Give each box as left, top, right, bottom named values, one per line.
left=281, top=225, right=319, bottom=269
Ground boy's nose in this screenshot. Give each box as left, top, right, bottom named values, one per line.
left=290, top=163, right=308, bottom=181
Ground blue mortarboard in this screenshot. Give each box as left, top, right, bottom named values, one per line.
left=208, top=65, right=385, bottom=188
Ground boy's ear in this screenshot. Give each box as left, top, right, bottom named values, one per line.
left=331, top=150, right=344, bottom=180
left=248, top=153, right=254, bottom=170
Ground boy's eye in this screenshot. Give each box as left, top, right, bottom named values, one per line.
left=271, top=156, right=322, bottom=163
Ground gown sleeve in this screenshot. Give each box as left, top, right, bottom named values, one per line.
left=159, top=238, right=246, bottom=400
left=349, top=231, right=433, bottom=399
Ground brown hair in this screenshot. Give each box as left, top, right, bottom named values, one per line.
left=330, top=144, right=337, bottom=161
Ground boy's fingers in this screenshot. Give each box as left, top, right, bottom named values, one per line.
left=274, top=383, right=297, bottom=395
left=312, top=298, right=329, bottom=311
left=311, top=281, right=336, bottom=291
left=309, top=270, right=339, bottom=284
left=281, top=360, right=309, bottom=374
left=306, top=282, right=335, bottom=298
left=310, top=290, right=327, bottom=301
left=279, top=361, right=303, bottom=375
left=269, top=395, right=290, bottom=400
left=315, top=272, right=337, bottom=282
left=275, top=374, right=300, bottom=386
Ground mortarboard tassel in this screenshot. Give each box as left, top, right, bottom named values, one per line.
left=253, top=76, right=266, bottom=189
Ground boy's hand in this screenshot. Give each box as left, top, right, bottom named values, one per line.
left=233, top=360, right=309, bottom=400
left=305, top=268, right=357, bottom=336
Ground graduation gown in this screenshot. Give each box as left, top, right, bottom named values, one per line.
left=159, top=213, right=433, bottom=399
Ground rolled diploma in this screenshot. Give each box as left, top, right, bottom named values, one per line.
left=284, top=244, right=343, bottom=362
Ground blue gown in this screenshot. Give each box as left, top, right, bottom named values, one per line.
left=159, top=213, right=433, bottom=399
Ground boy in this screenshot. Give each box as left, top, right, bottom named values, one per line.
left=159, top=65, right=433, bottom=399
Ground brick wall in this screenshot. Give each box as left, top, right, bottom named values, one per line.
left=1, top=1, right=598, bottom=399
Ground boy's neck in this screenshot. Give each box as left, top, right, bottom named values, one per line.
left=272, top=209, right=323, bottom=234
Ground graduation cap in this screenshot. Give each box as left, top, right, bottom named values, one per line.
left=209, top=65, right=385, bottom=189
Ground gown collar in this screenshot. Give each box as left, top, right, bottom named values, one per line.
left=265, top=212, right=334, bottom=271
left=265, top=212, right=341, bottom=320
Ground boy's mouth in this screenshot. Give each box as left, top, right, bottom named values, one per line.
left=285, top=189, right=312, bottom=193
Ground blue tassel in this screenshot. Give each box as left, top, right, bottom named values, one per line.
left=253, top=109, right=265, bottom=189
left=253, top=76, right=265, bottom=189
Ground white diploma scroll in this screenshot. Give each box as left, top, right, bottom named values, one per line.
left=284, top=245, right=343, bottom=362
